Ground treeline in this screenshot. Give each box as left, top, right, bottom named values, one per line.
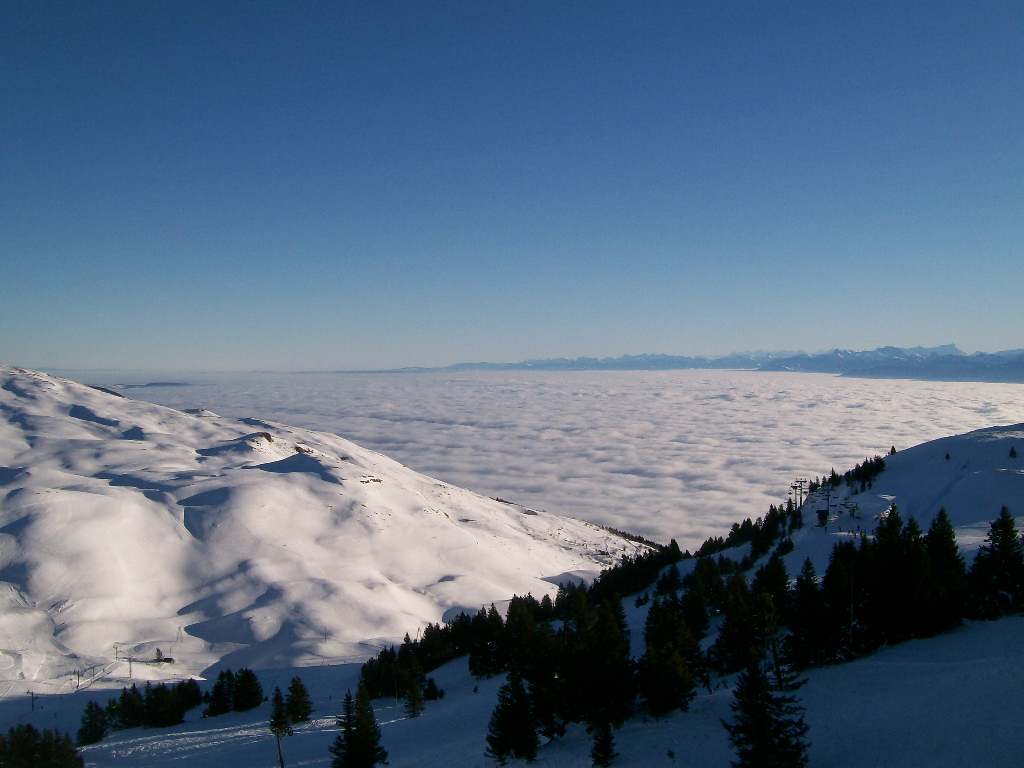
left=77, top=680, right=203, bottom=745
left=808, top=454, right=887, bottom=494
left=783, top=505, right=1023, bottom=665
left=357, top=497, right=1023, bottom=766
left=202, top=668, right=264, bottom=716
left=76, top=667, right=276, bottom=747
left=356, top=568, right=721, bottom=763
left=1, top=724, right=83, bottom=768
left=693, top=500, right=802, bottom=562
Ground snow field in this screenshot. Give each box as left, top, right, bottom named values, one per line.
left=0, top=367, right=642, bottom=692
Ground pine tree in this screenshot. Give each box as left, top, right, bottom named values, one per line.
left=924, top=508, right=966, bottom=632
left=586, top=597, right=636, bottom=728
left=268, top=687, right=292, bottom=768
left=523, top=619, right=564, bottom=741
left=143, top=681, right=187, bottom=728
left=469, top=605, right=506, bottom=677
left=638, top=643, right=694, bottom=718
left=233, top=668, right=264, bottom=712
left=0, top=724, right=84, bottom=768
left=204, top=669, right=235, bottom=717
left=113, top=684, right=146, bottom=729
left=404, top=679, right=424, bottom=718
left=722, top=660, right=809, bottom=768
left=76, top=700, right=108, bottom=746
left=590, top=721, right=618, bottom=767
left=173, top=678, right=204, bottom=716
left=638, top=597, right=697, bottom=717
left=752, top=553, right=790, bottom=618
left=329, top=690, right=356, bottom=768
left=680, top=576, right=710, bottom=640
left=556, top=591, right=598, bottom=724
left=352, top=685, right=388, bottom=767
left=502, top=595, right=538, bottom=674
left=968, top=507, right=1024, bottom=618
left=712, top=575, right=757, bottom=674
left=655, top=564, right=683, bottom=596
left=285, top=676, right=313, bottom=723
left=784, top=559, right=826, bottom=668
left=821, top=540, right=861, bottom=659
left=485, top=671, right=538, bottom=764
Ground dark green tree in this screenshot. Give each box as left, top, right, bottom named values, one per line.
left=556, top=589, right=598, bottom=725
left=110, top=684, right=146, bottom=729
left=523, top=619, right=564, bottom=741
left=752, top=554, right=790, bottom=618
left=143, top=682, right=187, bottom=728
left=712, top=575, right=758, bottom=674
left=586, top=598, right=636, bottom=728
left=638, top=643, right=694, bottom=719
left=924, top=508, right=966, bottom=632
left=0, top=724, right=84, bottom=768
left=469, top=605, right=506, bottom=677
left=204, top=669, right=235, bottom=717
left=423, top=677, right=443, bottom=701
left=638, top=597, right=698, bottom=717
left=655, top=564, right=683, bottom=596
left=285, top=676, right=313, bottom=723
left=329, top=690, right=356, bottom=768
left=968, top=507, right=1024, bottom=618
left=784, top=559, right=827, bottom=668
left=352, top=685, right=388, bottom=768
left=76, top=700, right=108, bottom=746
left=590, top=720, right=618, bottom=767
left=268, top=687, right=292, bottom=768
left=174, top=679, right=204, bottom=712
left=680, top=575, right=709, bottom=640
left=485, top=671, right=538, bottom=764
left=722, top=660, right=809, bottom=768
left=233, top=668, right=264, bottom=711
left=820, top=540, right=861, bottom=659
left=404, top=679, right=424, bottom=718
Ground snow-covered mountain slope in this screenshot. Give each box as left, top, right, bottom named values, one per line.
left=5, top=614, right=1021, bottom=768
left=0, top=368, right=641, bottom=691
left=771, top=422, right=1024, bottom=577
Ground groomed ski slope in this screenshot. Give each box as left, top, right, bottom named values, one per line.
left=0, top=367, right=642, bottom=693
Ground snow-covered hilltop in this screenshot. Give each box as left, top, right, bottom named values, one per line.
left=0, top=367, right=641, bottom=692
left=783, top=422, right=1024, bottom=576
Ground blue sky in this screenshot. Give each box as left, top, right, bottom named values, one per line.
left=2, top=1, right=1022, bottom=371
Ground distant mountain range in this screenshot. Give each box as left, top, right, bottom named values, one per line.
left=394, top=345, right=1024, bottom=383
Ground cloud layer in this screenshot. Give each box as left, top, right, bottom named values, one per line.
left=117, top=370, right=1024, bottom=551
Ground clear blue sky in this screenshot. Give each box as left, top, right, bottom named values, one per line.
left=2, top=1, right=1022, bottom=371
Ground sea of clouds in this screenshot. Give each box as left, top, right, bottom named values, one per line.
left=87, top=370, right=1024, bottom=551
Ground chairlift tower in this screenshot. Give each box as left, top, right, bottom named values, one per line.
left=794, top=478, right=809, bottom=507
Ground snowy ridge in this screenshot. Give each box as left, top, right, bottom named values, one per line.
left=0, top=367, right=643, bottom=692
left=774, top=422, right=1024, bottom=577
